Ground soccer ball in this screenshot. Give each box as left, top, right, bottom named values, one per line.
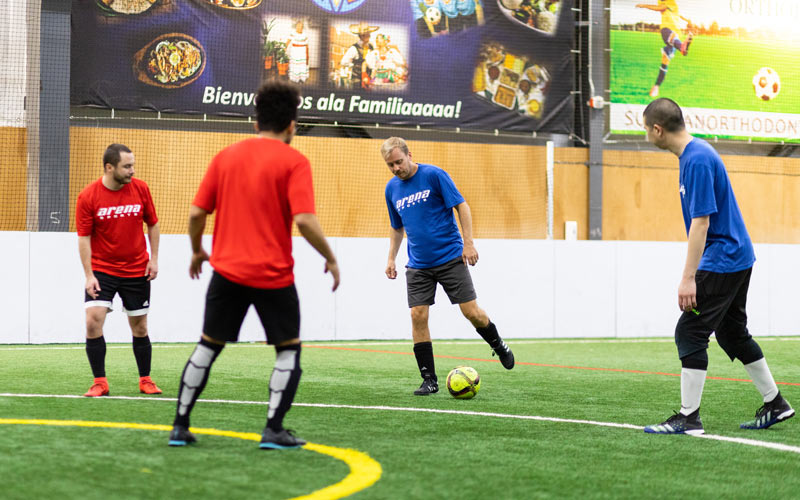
left=446, top=366, right=481, bottom=399
left=752, top=67, right=781, bottom=101
left=425, top=6, right=442, bottom=25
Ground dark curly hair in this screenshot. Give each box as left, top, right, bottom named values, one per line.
left=255, top=81, right=301, bottom=133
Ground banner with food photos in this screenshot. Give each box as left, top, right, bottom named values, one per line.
left=71, top=0, right=574, bottom=133
left=610, top=0, right=800, bottom=142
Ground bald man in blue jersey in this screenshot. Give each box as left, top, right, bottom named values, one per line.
left=642, top=98, right=793, bottom=435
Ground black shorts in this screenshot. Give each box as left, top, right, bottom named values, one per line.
left=675, top=267, right=752, bottom=360
left=84, top=271, right=150, bottom=316
left=406, top=257, right=477, bottom=308
left=203, top=271, right=300, bottom=344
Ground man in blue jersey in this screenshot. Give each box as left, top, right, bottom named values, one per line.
left=381, top=137, right=514, bottom=395
left=641, top=98, right=793, bottom=434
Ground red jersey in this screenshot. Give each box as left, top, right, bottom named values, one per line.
left=193, top=137, right=315, bottom=289
left=76, top=177, right=158, bottom=277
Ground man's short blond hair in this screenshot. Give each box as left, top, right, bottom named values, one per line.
left=380, top=137, right=409, bottom=159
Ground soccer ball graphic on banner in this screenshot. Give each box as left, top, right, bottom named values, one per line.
left=425, top=6, right=442, bottom=25
left=446, top=366, right=481, bottom=399
left=752, top=67, right=781, bottom=101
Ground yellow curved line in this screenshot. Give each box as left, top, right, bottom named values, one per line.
left=0, top=418, right=382, bottom=500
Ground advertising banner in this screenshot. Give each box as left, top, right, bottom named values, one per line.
left=71, top=0, right=574, bottom=133
left=610, top=0, right=800, bottom=142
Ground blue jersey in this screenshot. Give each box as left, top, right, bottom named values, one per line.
left=679, top=138, right=755, bottom=273
left=439, top=0, right=459, bottom=18
left=456, top=0, right=476, bottom=16
left=410, top=0, right=424, bottom=20
left=385, top=163, right=465, bottom=269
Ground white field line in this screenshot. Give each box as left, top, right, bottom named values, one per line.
left=2, top=337, right=799, bottom=351
left=2, top=393, right=799, bottom=455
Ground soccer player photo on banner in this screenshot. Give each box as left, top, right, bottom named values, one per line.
left=609, top=0, right=800, bottom=142
left=71, top=0, right=574, bottom=133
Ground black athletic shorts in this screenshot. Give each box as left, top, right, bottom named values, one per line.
left=675, top=267, right=752, bottom=360
left=406, top=257, right=477, bottom=308
left=84, top=271, right=150, bottom=316
left=203, top=271, right=300, bottom=344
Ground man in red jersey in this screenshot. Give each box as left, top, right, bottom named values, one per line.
left=168, top=81, right=340, bottom=449
left=75, top=143, right=162, bottom=397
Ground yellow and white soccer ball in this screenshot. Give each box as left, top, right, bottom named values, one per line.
left=753, top=67, right=781, bottom=101
left=446, top=366, right=481, bottom=399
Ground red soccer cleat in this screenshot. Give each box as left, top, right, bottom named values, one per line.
left=83, top=377, right=110, bottom=397
left=681, top=32, right=693, bottom=56
left=139, top=376, right=162, bottom=395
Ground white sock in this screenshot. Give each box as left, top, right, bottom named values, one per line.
left=743, top=358, right=779, bottom=403
left=680, top=368, right=706, bottom=416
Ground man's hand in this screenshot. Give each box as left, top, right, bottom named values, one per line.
left=462, top=242, right=479, bottom=266
left=386, top=260, right=397, bottom=279
left=678, top=276, right=697, bottom=312
left=189, top=249, right=210, bottom=279
left=145, top=260, right=159, bottom=281
left=85, top=274, right=101, bottom=299
left=326, top=260, right=341, bottom=291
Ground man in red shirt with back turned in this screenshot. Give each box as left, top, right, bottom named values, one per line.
left=76, top=143, right=162, bottom=397
left=168, top=81, right=340, bottom=449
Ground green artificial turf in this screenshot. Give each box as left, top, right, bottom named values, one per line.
left=1, top=338, right=799, bottom=499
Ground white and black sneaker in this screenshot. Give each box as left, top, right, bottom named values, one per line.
left=413, top=377, right=439, bottom=395
left=644, top=409, right=704, bottom=435
left=740, top=392, right=795, bottom=430
left=491, top=340, right=515, bottom=369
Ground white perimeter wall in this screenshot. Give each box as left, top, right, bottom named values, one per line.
left=1, top=232, right=799, bottom=344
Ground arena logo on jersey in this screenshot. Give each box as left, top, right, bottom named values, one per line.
left=312, top=0, right=366, bottom=14
left=97, top=204, right=141, bottom=219
left=396, top=190, right=430, bottom=211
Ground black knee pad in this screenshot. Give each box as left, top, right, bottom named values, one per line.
left=680, top=349, right=708, bottom=371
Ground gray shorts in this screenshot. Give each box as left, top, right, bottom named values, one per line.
left=406, top=257, right=477, bottom=308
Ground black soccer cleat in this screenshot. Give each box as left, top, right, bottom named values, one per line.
left=168, top=425, right=197, bottom=446
left=644, top=409, right=704, bottom=435
left=413, top=377, right=439, bottom=395
left=259, top=428, right=307, bottom=450
left=491, top=340, right=515, bottom=369
left=740, top=392, right=795, bottom=430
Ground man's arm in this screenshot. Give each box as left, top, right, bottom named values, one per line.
left=188, top=205, right=210, bottom=279
left=145, top=222, right=160, bottom=281
left=678, top=216, right=710, bottom=312
left=78, top=236, right=100, bottom=299
left=386, top=226, right=405, bottom=279
left=294, top=212, right=340, bottom=291
left=635, top=4, right=667, bottom=11
left=454, top=201, right=478, bottom=266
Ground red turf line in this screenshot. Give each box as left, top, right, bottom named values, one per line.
left=305, top=345, right=800, bottom=386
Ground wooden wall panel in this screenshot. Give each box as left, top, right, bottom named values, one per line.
left=554, top=147, right=588, bottom=239
left=0, top=127, right=28, bottom=231
left=69, top=129, right=551, bottom=239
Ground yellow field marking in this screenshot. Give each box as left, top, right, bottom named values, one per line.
left=0, top=418, right=382, bottom=500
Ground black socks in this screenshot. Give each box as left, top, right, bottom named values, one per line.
left=413, top=341, right=436, bottom=381
left=132, top=335, right=152, bottom=377
left=85, top=336, right=106, bottom=378
left=266, top=343, right=303, bottom=432
left=174, top=338, right=224, bottom=428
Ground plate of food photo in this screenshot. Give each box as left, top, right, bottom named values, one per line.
left=96, top=0, right=160, bottom=15
left=133, top=33, right=206, bottom=89
left=204, top=0, right=262, bottom=9
left=496, top=0, right=560, bottom=35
